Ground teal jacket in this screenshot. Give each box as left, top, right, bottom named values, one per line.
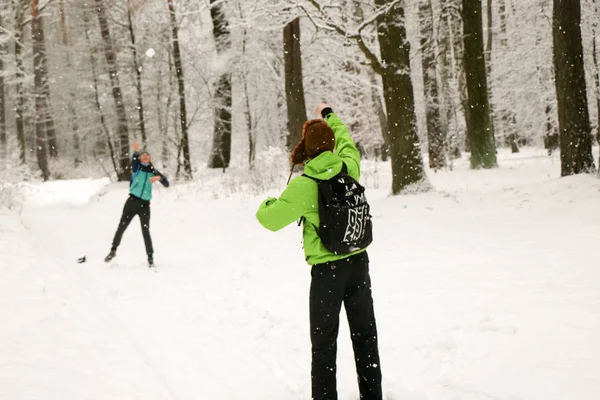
left=129, top=153, right=169, bottom=201
left=256, top=112, right=366, bottom=265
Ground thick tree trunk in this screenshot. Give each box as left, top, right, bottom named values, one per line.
left=462, top=0, right=497, bottom=168
left=95, top=0, right=131, bottom=180
left=83, top=10, right=118, bottom=176
left=375, top=0, right=427, bottom=194
left=59, top=0, right=81, bottom=159
left=32, top=0, right=51, bottom=179
left=419, top=0, right=446, bottom=170
left=168, top=0, right=192, bottom=178
left=127, top=7, right=147, bottom=146
left=283, top=18, right=308, bottom=152
left=0, top=12, right=6, bottom=155
left=208, top=0, right=232, bottom=170
left=13, top=0, right=26, bottom=163
left=592, top=0, right=600, bottom=148
left=552, top=0, right=595, bottom=174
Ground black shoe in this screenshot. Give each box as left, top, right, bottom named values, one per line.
left=104, top=249, right=116, bottom=262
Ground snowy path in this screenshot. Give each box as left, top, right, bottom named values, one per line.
left=2, top=150, right=600, bottom=399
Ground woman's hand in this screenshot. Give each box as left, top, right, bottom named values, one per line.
left=315, top=103, right=329, bottom=118
left=132, top=141, right=141, bottom=153
left=149, top=176, right=162, bottom=184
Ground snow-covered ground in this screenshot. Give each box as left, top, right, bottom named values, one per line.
left=1, top=148, right=600, bottom=400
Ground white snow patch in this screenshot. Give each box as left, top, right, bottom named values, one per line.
left=1, top=148, right=600, bottom=399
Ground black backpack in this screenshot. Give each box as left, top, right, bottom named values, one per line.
left=303, top=164, right=373, bottom=255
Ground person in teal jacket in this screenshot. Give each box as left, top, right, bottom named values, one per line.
left=105, top=141, right=169, bottom=267
left=256, top=104, right=382, bottom=400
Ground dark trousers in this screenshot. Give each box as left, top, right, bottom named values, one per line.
left=310, top=251, right=382, bottom=400
left=111, top=196, right=153, bottom=256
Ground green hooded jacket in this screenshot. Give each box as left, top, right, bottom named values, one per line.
left=256, top=112, right=366, bottom=265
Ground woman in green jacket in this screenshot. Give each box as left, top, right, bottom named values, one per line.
left=256, top=104, right=382, bottom=400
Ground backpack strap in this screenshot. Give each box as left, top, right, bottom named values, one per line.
left=302, top=163, right=347, bottom=181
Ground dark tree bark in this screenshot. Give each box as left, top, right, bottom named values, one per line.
left=95, top=0, right=131, bottom=180
left=375, top=0, right=427, bottom=193
left=59, top=0, right=81, bottom=159
left=0, top=12, right=6, bottom=155
left=32, top=0, right=51, bottom=179
left=283, top=18, right=308, bottom=152
left=168, top=0, right=192, bottom=178
left=13, top=0, right=26, bottom=163
left=127, top=6, right=147, bottom=146
left=419, top=0, right=446, bottom=170
left=552, top=0, right=595, bottom=174
left=208, top=0, right=232, bottom=170
left=592, top=0, right=600, bottom=148
left=83, top=10, right=118, bottom=176
left=462, top=0, right=497, bottom=168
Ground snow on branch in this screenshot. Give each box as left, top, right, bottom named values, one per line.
left=302, top=0, right=403, bottom=75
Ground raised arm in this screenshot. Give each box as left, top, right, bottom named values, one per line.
left=131, top=141, right=141, bottom=172
left=316, top=103, right=361, bottom=180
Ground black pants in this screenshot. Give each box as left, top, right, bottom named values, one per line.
left=111, top=196, right=153, bottom=256
left=310, top=251, right=382, bottom=400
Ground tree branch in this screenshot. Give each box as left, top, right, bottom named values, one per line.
left=302, top=0, right=387, bottom=75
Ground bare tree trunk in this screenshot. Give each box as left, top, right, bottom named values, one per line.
left=32, top=0, right=51, bottom=179
left=83, top=10, right=118, bottom=176
left=553, top=0, right=595, bottom=174
left=0, top=12, right=6, bottom=155
left=13, top=0, right=26, bottom=164
left=449, top=0, right=471, bottom=150
left=439, top=0, right=460, bottom=160
left=592, top=0, right=600, bottom=148
left=59, top=0, right=81, bottom=160
left=370, top=73, right=390, bottom=161
left=283, top=18, right=308, bottom=152
left=497, top=0, right=518, bottom=153
left=95, top=0, right=131, bottom=180
left=375, top=0, right=427, bottom=193
left=485, top=0, right=498, bottom=152
left=208, top=0, right=232, bottom=170
left=168, top=0, right=192, bottom=178
left=352, top=0, right=389, bottom=160
left=161, top=50, right=175, bottom=169
left=127, top=6, right=147, bottom=146
left=31, top=0, right=58, bottom=159
left=239, top=14, right=256, bottom=168
left=462, top=0, right=497, bottom=168
left=419, top=0, right=446, bottom=170
left=485, top=0, right=493, bottom=78
left=157, top=58, right=166, bottom=168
